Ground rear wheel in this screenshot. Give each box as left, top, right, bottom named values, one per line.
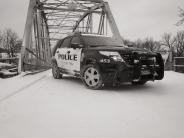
left=52, top=62, right=62, bottom=79
left=82, top=64, right=104, bottom=90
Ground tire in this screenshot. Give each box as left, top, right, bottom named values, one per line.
left=82, top=64, right=104, bottom=90
left=132, top=80, right=147, bottom=85
left=52, top=62, right=62, bottom=79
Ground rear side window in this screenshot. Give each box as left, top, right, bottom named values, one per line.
left=60, top=37, right=71, bottom=48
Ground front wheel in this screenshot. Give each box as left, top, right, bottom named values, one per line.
left=52, top=62, right=62, bottom=79
left=82, top=64, right=104, bottom=90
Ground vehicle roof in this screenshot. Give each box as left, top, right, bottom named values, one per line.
left=69, top=32, right=112, bottom=38
left=81, top=33, right=111, bottom=38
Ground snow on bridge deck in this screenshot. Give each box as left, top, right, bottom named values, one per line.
left=0, top=71, right=184, bottom=138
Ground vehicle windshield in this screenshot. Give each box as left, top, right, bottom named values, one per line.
left=82, top=35, right=123, bottom=47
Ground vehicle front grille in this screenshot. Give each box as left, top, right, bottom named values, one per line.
left=120, top=52, right=159, bottom=68
left=120, top=53, right=134, bottom=65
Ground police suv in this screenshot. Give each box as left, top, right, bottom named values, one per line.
left=52, top=33, right=164, bottom=89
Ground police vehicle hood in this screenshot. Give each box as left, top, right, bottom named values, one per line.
left=88, top=45, right=157, bottom=56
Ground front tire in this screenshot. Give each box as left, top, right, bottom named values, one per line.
left=82, top=64, right=104, bottom=90
left=52, top=62, right=62, bottom=79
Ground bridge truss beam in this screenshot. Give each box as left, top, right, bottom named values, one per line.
left=19, top=0, right=124, bottom=73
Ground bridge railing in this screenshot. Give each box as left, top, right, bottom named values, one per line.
left=174, top=57, right=184, bottom=73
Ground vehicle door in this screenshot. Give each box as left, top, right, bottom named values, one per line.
left=55, top=37, right=72, bottom=74
left=55, top=36, right=82, bottom=75
left=69, top=36, right=83, bottom=74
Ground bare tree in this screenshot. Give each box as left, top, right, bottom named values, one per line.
left=174, top=31, right=184, bottom=57
left=175, top=8, right=184, bottom=56
left=123, top=38, right=135, bottom=47
left=161, top=33, right=175, bottom=49
left=161, top=33, right=175, bottom=62
left=141, top=37, right=161, bottom=52
left=176, top=7, right=184, bottom=26
left=14, top=39, right=22, bottom=53
left=134, top=39, right=143, bottom=49
left=1, top=28, right=19, bottom=57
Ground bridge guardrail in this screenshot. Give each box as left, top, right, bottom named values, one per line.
left=174, top=57, right=184, bottom=73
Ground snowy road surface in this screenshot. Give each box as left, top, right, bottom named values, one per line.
left=0, top=70, right=184, bottom=138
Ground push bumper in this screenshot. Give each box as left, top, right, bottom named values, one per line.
left=99, top=53, right=164, bottom=85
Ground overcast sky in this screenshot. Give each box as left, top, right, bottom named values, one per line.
left=0, top=0, right=184, bottom=41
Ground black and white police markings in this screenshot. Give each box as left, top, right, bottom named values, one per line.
left=58, top=51, right=78, bottom=61
left=56, top=48, right=82, bottom=74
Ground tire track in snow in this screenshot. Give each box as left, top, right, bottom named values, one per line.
left=0, top=76, right=46, bottom=104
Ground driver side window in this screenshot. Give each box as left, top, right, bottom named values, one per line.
left=70, top=36, right=84, bottom=48
left=60, top=37, right=71, bottom=48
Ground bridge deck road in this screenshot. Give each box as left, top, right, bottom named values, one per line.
left=0, top=70, right=184, bottom=138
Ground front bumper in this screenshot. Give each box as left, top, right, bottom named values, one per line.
left=99, top=53, right=164, bottom=85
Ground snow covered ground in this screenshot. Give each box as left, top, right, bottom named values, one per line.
left=0, top=70, right=184, bottom=138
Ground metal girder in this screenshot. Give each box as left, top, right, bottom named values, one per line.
left=73, top=3, right=103, bottom=31
left=72, top=1, right=124, bottom=44
left=78, top=0, right=102, bottom=3
left=41, top=6, right=102, bottom=13
left=19, top=0, right=124, bottom=72
left=103, top=2, right=124, bottom=44
left=18, top=0, right=37, bottom=73
left=19, top=0, right=52, bottom=72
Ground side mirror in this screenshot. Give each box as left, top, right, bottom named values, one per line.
left=71, top=43, right=83, bottom=49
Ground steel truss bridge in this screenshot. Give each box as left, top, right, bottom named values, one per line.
left=18, top=0, right=123, bottom=72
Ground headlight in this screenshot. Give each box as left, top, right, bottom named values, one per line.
left=99, top=51, right=125, bottom=62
